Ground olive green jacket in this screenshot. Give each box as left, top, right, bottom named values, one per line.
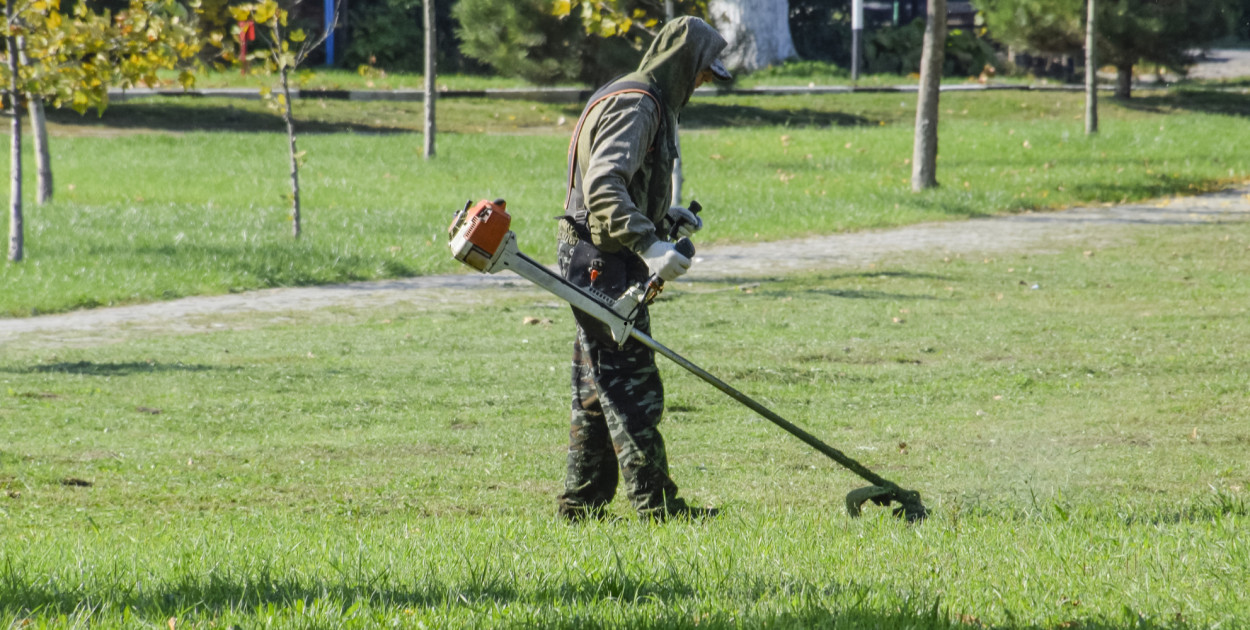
left=566, top=17, right=727, bottom=255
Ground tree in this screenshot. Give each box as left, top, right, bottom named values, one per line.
left=707, top=0, right=795, bottom=72
left=6, top=0, right=22, bottom=262
left=230, top=0, right=340, bottom=238
left=3, top=0, right=202, bottom=262
left=460, top=0, right=654, bottom=86
left=911, top=0, right=945, bottom=192
left=423, top=0, right=434, bottom=158
left=1097, top=0, right=1236, bottom=98
left=975, top=0, right=1238, bottom=98
left=1084, top=0, right=1096, bottom=134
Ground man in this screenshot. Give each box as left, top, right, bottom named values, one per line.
left=555, top=16, right=731, bottom=522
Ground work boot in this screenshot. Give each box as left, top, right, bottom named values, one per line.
left=639, top=498, right=721, bottom=523
left=556, top=501, right=612, bottom=523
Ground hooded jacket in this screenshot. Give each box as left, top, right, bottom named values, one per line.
left=565, top=17, right=728, bottom=255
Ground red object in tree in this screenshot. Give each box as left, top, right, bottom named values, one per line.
left=239, top=20, right=255, bottom=74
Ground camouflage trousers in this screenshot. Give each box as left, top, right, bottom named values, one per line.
left=555, top=237, right=685, bottom=519
left=557, top=325, right=687, bottom=519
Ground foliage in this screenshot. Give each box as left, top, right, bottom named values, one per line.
left=787, top=0, right=853, bottom=67
left=454, top=0, right=639, bottom=86
left=1097, top=0, right=1238, bottom=74
left=339, top=0, right=483, bottom=73
left=553, top=0, right=707, bottom=39
left=1, top=0, right=203, bottom=114
left=974, top=0, right=1083, bottom=56
left=865, top=18, right=997, bottom=76
left=975, top=0, right=1239, bottom=73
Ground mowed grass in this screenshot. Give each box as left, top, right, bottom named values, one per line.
left=4, top=89, right=1250, bottom=315
left=2, top=216, right=1247, bottom=628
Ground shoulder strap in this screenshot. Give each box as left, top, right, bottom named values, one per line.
left=564, top=79, right=664, bottom=218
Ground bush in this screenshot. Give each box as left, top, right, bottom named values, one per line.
left=453, top=0, right=640, bottom=86
left=341, top=0, right=485, bottom=73
left=865, top=18, right=997, bottom=77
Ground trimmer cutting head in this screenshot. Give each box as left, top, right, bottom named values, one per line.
left=845, top=485, right=928, bottom=523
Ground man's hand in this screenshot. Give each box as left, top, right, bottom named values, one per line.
left=667, top=205, right=703, bottom=239
left=641, top=240, right=692, bottom=282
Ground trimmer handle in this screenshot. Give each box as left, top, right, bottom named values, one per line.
left=640, top=236, right=695, bottom=305
left=668, top=200, right=703, bottom=240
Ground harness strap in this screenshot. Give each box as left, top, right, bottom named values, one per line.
left=564, top=80, right=664, bottom=221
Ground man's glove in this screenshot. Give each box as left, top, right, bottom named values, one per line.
left=667, top=205, right=703, bottom=239
left=641, top=240, right=692, bottom=282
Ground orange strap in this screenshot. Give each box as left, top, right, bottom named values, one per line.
left=564, top=87, right=663, bottom=214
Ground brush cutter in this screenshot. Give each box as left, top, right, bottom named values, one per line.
left=448, top=199, right=928, bottom=522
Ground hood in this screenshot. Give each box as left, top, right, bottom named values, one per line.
left=634, top=16, right=728, bottom=112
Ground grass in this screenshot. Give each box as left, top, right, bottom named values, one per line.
left=1, top=217, right=1247, bottom=628
left=5, top=88, right=1250, bottom=316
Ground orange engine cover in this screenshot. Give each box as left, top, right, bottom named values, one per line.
left=456, top=199, right=511, bottom=257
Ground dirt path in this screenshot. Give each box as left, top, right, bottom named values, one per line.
left=4, top=185, right=1249, bottom=347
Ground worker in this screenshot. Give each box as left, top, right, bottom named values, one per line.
left=555, top=16, right=731, bottom=522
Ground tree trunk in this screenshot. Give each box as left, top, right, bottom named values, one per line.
left=28, top=96, right=51, bottom=203
left=1084, top=0, right=1098, bottom=135
left=16, top=37, right=51, bottom=204
left=911, top=0, right=945, bottom=192
left=423, top=0, right=436, bottom=159
left=1114, top=62, right=1132, bottom=99
left=707, top=0, right=797, bottom=73
left=6, top=7, right=24, bottom=262
left=280, top=65, right=302, bottom=238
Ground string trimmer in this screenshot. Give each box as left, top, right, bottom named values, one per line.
left=448, top=198, right=928, bottom=522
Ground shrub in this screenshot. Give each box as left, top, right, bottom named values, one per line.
left=865, top=18, right=997, bottom=76
left=341, top=0, right=485, bottom=73
left=453, top=0, right=640, bottom=86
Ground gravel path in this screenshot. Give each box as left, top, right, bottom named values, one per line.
left=4, top=184, right=1249, bottom=347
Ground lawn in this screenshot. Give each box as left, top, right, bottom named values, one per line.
left=4, top=87, right=1250, bottom=316
left=1, top=215, right=1246, bottom=628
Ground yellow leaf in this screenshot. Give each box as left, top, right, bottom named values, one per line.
left=289, top=28, right=305, bottom=42
left=253, top=1, right=277, bottom=24
left=228, top=6, right=251, bottom=21
left=552, top=0, right=571, bottom=17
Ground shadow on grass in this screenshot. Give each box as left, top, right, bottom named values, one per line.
left=46, top=102, right=417, bottom=135
left=0, top=575, right=988, bottom=630
left=1117, top=88, right=1250, bottom=118
left=0, top=361, right=213, bottom=376
left=2, top=572, right=1203, bottom=628
left=682, top=103, right=873, bottom=129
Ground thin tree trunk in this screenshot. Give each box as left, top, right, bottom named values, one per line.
left=28, top=97, right=50, bottom=203
left=1114, top=62, right=1132, bottom=99
left=6, top=7, right=24, bottom=262
left=666, top=0, right=682, bottom=204
left=911, top=0, right=945, bottom=192
left=422, top=0, right=436, bottom=159
left=17, top=37, right=51, bottom=203
left=1084, top=0, right=1098, bottom=135
left=280, top=65, right=302, bottom=238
